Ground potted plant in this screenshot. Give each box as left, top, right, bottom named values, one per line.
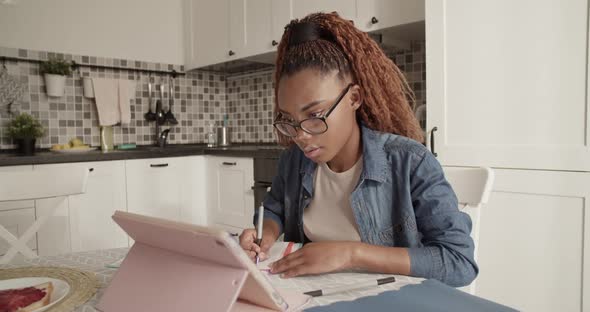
left=6, top=113, right=45, bottom=156
left=39, top=57, right=72, bottom=97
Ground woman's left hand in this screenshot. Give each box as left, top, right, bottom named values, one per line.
left=270, top=242, right=356, bottom=278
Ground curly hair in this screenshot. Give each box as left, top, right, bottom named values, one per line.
left=274, top=12, right=424, bottom=145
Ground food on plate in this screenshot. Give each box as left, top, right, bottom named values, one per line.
left=0, top=281, right=53, bottom=312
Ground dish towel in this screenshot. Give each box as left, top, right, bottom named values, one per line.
left=118, top=79, right=135, bottom=126
left=92, top=78, right=135, bottom=126
left=92, top=78, right=119, bottom=126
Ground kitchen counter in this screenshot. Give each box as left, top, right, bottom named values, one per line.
left=0, top=144, right=285, bottom=167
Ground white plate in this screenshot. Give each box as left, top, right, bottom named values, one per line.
left=0, top=277, right=70, bottom=312
left=50, top=147, right=97, bottom=153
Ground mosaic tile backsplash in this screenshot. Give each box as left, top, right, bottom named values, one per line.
left=0, top=41, right=425, bottom=149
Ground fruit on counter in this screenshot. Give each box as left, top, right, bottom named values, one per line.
left=50, top=137, right=90, bottom=151
left=70, top=137, right=84, bottom=147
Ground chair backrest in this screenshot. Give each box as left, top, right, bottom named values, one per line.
left=0, top=168, right=89, bottom=202
left=442, top=166, right=494, bottom=295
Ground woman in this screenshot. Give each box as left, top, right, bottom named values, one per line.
left=239, top=12, right=477, bottom=287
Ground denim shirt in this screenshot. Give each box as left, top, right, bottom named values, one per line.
left=256, top=125, right=478, bottom=287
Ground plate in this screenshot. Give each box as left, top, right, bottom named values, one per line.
left=50, top=147, right=98, bottom=153
left=0, top=277, right=70, bottom=312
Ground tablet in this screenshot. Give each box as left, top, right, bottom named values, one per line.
left=97, top=211, right=289, bottom=312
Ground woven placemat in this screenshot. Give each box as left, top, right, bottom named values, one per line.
left=0, top=266, right=100, bottom=312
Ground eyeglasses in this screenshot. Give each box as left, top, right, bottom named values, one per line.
left=273, top=83, right=354, bottom=137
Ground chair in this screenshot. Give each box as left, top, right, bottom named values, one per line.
left=442, top=166, right=495, bottom=295
left=0, top=168, right=89, bottom=264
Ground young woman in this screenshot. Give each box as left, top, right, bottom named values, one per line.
left=239, top=12, right=477, bottom=287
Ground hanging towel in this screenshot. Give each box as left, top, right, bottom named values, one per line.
left=118, top=80, right=135, bottom=126
left=92, top=78, right=119, bottom=126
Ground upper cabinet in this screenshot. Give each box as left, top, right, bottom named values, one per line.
left=356, top=0, right=424, bottom=32
left=185, top=0, right=424, bottom=70
left=426, top=0, right=590, bottom=171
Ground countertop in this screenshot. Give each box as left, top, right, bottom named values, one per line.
left=0, top=144, right=285, bottom=167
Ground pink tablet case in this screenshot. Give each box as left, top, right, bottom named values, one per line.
left=97, top=211, right=309, bottom=312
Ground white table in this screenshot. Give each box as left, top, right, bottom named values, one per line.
left=1, top=248, right=425, bottom=311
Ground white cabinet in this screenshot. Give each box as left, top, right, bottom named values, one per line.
left=356, top=0, right=424, bottom=32
left=33, top=161, right=129, bottom=255
left=186, top=0, right=231, bottom=69
left=426, top=0, right=590, bottom=171
left=207, top=156, right=254, bottom=230
left=125, top=156, right=206, bottom=226
left=475, top=168, right=589, bottom=312
left=126, top=157, right=189, bottom=222
left=291, top=0, right=357, bottom=22
left=186, top=0, right=275, bottom=69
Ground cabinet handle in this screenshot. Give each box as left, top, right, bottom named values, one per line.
left=222, top=162, right=237, bottom=166
left=228, top=50, right=235, bottom=56
left=88, top=168, right=94, bottom=172
left=150, top=163, right=169, bottom=168
left=271, top=40, right=278, bottom=46
left=371, top=16, right=379, bottom=24
left=430, top=127, right=438, bottom=157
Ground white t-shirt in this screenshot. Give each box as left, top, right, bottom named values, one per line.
left=303, top=156, right=363, bottom=242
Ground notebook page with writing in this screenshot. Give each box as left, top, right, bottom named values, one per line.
left=257, top=242, right=302, bottom=271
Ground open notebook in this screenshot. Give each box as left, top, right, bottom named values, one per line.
left=257, top=242, right=302, bottom=272
left=97, top=211, right=311, bottom=312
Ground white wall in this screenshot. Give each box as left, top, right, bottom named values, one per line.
left=0, top=0, right=186, bottom=65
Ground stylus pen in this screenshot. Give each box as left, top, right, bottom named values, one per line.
left=255, top=203, right=264, bottom=265
left=303, top=276, right=396, bottom=297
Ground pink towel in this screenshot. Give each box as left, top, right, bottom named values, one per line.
left=92, top=78, right=119, bottom=126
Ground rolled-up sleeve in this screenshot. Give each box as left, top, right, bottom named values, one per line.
left=253, top=150, right=289, bottom=235
left=406, top=151, right=479, bottom=287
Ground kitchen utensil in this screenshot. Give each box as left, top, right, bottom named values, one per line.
left=164, top=76, right=178, bottom=125
left=144, top=76, right=156, bottom=121
left=156, top=82, right=166, bottom=125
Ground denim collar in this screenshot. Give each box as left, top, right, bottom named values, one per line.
left=299, top=125, right=390, bottom=195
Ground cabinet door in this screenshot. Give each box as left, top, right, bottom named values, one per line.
left=67, top=161, right=128, bottom=252
left=0, top=208, right=36, bottom=256
left=426, top=0, right=590, bottom=171
left=271, top=0, right=294, bottom=44
left=356, top=0, right=424, bottom=32
left=207, top=157, right=254, bottom=229
left=230, top=0, right=274, bottom=57
left=476, top=169, right=589, bottom=312
left=126, top=157, right=189, bottom=222
left=292, top=0, right=357, bottom=21
left=186, top=0, right=231, bottom=69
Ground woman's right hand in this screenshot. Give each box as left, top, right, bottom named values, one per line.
left=239, top=228, right=275, bottom=262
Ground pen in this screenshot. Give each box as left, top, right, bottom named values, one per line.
left=303, top=276, right=396, bottom=297
left=255, top=203, right=264, bottom=264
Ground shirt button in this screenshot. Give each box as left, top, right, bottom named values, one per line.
left=303, top=194, right=309, bottom=199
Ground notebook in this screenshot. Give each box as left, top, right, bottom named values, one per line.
left=304, top=279, right=518, bottom=312
left=97, top=211, right=311, bottom=312
left=257, top=242, right=302, bottom=272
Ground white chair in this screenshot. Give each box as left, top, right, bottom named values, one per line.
left=0, top=168, right=89, bottom=264
left=443, top=166, right=494, bottom=295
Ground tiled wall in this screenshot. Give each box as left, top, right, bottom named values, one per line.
left=225, top=40, right=427, bottom=143
left=0, top=41, right=425, bottom=149
left=0, top=46, right=225, bottom=149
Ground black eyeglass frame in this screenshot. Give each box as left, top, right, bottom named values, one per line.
left=273, top=83, right=354, bottom=137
